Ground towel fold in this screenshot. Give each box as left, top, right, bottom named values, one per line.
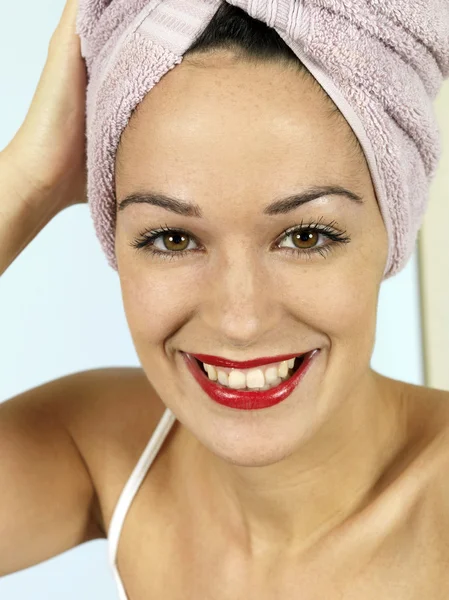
left=76, top=0, right=449, bottom=279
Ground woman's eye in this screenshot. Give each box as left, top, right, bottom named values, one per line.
left=130, top=221, right=351, bottom=260
left=152, top=230, right=195, bottom=253
left=153, top=229, right=324, bottom=252
left=278, top=229, right=323, bottom=251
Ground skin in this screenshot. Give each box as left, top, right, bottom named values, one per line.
left=114, top=51, right=408, bottom=571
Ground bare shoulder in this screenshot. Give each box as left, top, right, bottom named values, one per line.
left=376, top=374, right=449, bottom=473
left=398, top=379, right=449, bottom=434
left=57, top=367, right=167, bottom=535
left=58, top=367, right=165, bottom=448
left=394, top=378, right=449, bottom=484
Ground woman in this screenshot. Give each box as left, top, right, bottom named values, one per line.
left=1, top=0, right=448, bottom=597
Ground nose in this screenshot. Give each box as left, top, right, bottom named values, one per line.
left=201, top=252, right=280, bottom=346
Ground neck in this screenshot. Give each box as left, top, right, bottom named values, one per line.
left=196, top=370, right=406, bottom=561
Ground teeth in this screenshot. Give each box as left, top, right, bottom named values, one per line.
left=202, top=356, right=302, bottom=391
left=217, top=370, right=228, bottom=386
left=205, top=364, right=218, bottom=381
left=228, top=370, right=247, bottom=389
left=278, top=361, right=289, bottom=378
left=264, top=366, right=279, bottom=384
left=246, top=369, right=265, bottom=388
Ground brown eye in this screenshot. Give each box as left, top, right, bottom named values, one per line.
left=131, top=220, right=350, bottom=261
left=162, top=231, right=190, bottom=252
left=292, top=230, right=319, bottom=250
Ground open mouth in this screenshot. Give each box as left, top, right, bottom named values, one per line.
left=194, top=353, right=307, bottom=391
left=182, top=349, right=319, bottom=410
left=196, top=354, right=305, bottom=375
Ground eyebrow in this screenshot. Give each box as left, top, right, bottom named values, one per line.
left=117, top=185, right=364, bottom=217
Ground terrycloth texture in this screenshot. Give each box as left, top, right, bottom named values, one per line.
left=76, top=0, right=449, bottom=279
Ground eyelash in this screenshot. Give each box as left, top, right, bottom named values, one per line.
left=129, top=217, right=351, bottom=261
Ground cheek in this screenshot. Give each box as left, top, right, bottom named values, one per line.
left=325, top=280, right=378, bottom=337
left=287, top=264, right=380, bottom=345
left=119, top=269, right=194, bottom=344
left=321, top=276, right=379, bottom=378
left=310, top=221, right=386, bottom=341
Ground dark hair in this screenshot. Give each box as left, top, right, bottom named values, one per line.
left=184, top=2, right=333, bottom=108
left=184, top=2, right=303, bottom=67
left=184, top=2, right=364, bottom=158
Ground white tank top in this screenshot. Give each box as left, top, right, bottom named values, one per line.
left=107, top=406, right=177, bottom=600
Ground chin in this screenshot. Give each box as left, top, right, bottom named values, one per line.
left=191, top=419, right=306, bottom=468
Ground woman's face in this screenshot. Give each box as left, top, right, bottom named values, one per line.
left=114, top=52, right=388, bottom=465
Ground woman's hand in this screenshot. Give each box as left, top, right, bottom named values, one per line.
left=3, top=0, right=88, bottom=212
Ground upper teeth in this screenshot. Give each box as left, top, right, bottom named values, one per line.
left=202, top=357, right=297, bottom=390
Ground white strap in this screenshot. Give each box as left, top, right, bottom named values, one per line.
left=107, top=407, right=176, bottom=569
left=113, top=565, right=129, bottom=600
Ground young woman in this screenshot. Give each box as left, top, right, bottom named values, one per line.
left=1, top=0, right=448, bottom=597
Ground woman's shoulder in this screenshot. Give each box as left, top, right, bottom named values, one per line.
left=393, top=378, right=449, bottom=488
left=398, top=378, right=449, bottom=433
left=63, top=367, right=166, bottom=458
left=61, top=366, right=169, bottom=536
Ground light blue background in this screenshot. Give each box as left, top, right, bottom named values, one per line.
left=0, top=0, right=424, bottom=598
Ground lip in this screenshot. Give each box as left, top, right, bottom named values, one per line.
left=182, top=349, right=320, bottom=411
left=188, top=351, right=310, bottom=369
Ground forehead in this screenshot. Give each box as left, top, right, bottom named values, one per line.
left=116, top=54, right=366, bottom=196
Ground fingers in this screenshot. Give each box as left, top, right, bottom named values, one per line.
left=49, top=0, right=80, bottom=50
left=58, top=0, right=79, bottom=32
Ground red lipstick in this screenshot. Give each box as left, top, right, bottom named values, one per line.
left=182, top=349, right=319, bottom=411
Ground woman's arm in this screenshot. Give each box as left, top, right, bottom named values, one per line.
left=0, top=0, right=102, bottom=577
left=0, top=0, right=87, bottom=277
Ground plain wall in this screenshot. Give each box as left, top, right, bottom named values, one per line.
left=0, top=1, right=424, bottom=598
left=419, top=81, right=449, bottom=391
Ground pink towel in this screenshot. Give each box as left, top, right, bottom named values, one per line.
left=76, top=0, right=449, bottom=279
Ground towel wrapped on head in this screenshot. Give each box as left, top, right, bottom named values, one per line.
left=76, top=0, right=449, bottom=279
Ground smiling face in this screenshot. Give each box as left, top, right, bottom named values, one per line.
left=114, top=51, right=389, bottom=465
